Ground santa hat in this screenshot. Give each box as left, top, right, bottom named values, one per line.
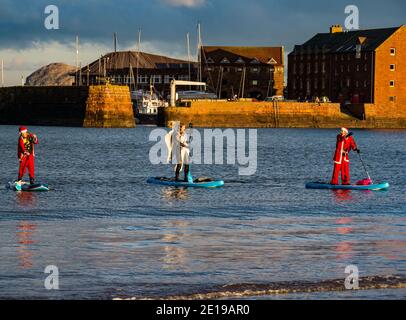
left=19, top=126, right=27, bottom=133
left=341, top=127, right=349, bottom=133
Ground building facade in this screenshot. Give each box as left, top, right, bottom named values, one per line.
left=288, top=25, right=405, bottom=105
left=75, top=51, right=197, bottom=97
left=201, top=46, right=284, bottom=100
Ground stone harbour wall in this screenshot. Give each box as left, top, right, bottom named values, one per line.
left=0, top=85, right=135, bottom=128
left=158, top=100, right=406, bottom=129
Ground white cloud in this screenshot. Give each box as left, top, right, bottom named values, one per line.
left=161, top=0, right=206, bottom=8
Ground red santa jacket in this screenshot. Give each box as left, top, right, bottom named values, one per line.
left=18, top=133, right=38, bottom=159
left=333, top=134, right=357, bottom=164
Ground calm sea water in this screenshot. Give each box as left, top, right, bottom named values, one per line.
left=0, top=125, right=405, bottom=299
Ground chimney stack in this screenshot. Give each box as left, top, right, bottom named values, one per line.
left=330, top=25, right=343, bottom=34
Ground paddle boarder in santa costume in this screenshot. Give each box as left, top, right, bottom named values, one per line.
left=330, top=128, right=360, bottom=185
left=17, top=126, right=38, bottom=185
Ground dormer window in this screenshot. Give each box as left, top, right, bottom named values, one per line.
left=250, top=58, right=260, bottom=64
left=220, top=57, right=230, bottom=64
left=267, top=58, right=277, bottom=65
left=390, top=48, right=396, bottom=56
left=235, top=57, right=245, bottom=64
left=206, top=57, right=215, bottom=63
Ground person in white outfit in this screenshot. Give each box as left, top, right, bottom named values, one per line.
left=165, top=122, right=190, bottom=181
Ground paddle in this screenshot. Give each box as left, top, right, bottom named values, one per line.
left=349, top=132, right=373, bottom=184
left=186, top=123, right=194, bottom=183
left=357, top=152, right=372, bottom=182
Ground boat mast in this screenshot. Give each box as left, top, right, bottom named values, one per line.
left=197, top=23, right=203, bottom=91
left=186, top=32, right=191, bottom=89
left=135, top=29, right=141, bottom=91
left=1, top=59, right=4, bottom=87
left=75, top=35, right=79, bottom=86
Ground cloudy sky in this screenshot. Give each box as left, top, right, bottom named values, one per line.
left=0, top=0, right=405, bottom=85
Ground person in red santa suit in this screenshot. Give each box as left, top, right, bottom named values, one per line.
left=17, top=126, right=39, bottom=185
left=330, top=128, right=360, bottom=185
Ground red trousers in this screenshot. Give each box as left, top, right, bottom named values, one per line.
left=18, top=155, right=35, bottom=180
left=331, top=161, right=350, bottom=185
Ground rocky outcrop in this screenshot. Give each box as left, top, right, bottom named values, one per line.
left=25, top=63, right=76, bottom=86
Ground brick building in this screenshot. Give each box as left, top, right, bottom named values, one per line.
left=201, top=46, right=284, bottom=100
left=75, top=51, right=197, bottom=96
left=288, top=25, right=406, bottom=106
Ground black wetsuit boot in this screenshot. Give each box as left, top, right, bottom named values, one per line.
left=184, top=165, right=190, bottom=182
left=175, top=164, right=181, bottom=181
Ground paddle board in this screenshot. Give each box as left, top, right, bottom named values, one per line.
left=147, top=177, right=224, bottom=188
left=305, top=181, right=389, bottom=191
left=7, top=181, right=50, bottom=192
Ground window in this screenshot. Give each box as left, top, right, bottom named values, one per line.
left=314, top=78, right=318, bottom=89
left=293, top=79, right=296, bottom=90
left=178, top=75, right=189, bottom=81
left=346, top=78, right=351, bottom=87
left=390, top=48, right=396, bottom=56
left=151, top=75, right=161, bottom=84
left=206, top=57, right=215, bottom=63
left=390, top=64, right=396, bottom=71
left=355, top=81, right=359, bottom=88
left=364, top=64, right=368, bottom=72
left=250, top=67, right=260, bottom=73
left=220, top=57, right=230, bottom=63
left=252, top=80, right=258, bottom=86
left=389, top=96, right=396, bottom=102
left=138, top=75, right=148, bottom=84
left=356, top=65, right=360, bottom=72
left=235, top=57, right=245, bottom=64
left=390, top=80, right=395, bottom=87
left=314, top=62, right=318, bottom=74
left=164, top=75, right=172, bottom=84
left=347, top=65, right=350, bottom=72
left=341, top=65, right=344, bottom=73
left=364, top=80, right=368, bottom=88
left=322, top=78, right=326, bottom=89
left=322, top=62, right=326, bottom=73
left=236, top=67, right=243, bottom=72
left=307, top=63, right=311, bottom=74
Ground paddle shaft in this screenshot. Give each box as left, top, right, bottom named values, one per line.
left=351, top=135, right=372, bottom=180
left=357, top=152, right=371, bottom=180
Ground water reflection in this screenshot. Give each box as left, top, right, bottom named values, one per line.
left=162, top=220, right=190, bottom=271
left=335, top=217, right=354, bottom=260
left=16, top=221, right=37, bottom=269
left=162, top=187, right=189, bottom=201
left=16, top=192, right=37, bottom=208
left=331, top=190, right=353, bottom=203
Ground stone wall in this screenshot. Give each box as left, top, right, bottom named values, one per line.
left=0, top=85, right=135, bottom=128
left=83, top=85, right=135, bottom=128
left=158, top=99, right=406, bottom=128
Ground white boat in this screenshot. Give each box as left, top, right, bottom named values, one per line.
left=131, top=86, right=167, bottom=124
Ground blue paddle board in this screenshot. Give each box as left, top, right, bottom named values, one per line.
left=147, top=177, right=224, bottom=188
left=7, top=181, right=50, bottom=192
left=305, top=181, right=389, bottom=191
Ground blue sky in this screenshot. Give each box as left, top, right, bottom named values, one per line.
left=0, top=0, right=405, bottom=85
